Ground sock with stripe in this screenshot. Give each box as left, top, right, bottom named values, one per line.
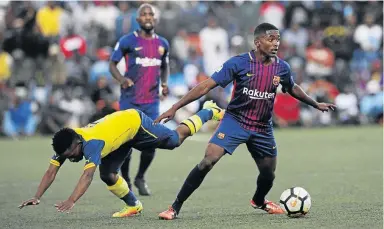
left=107, top=175, right=138, bottom=206
left=181, top=109, right=213, bottom=135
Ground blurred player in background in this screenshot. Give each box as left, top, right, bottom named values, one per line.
left=156, top=23, right=336, bottom=220
left=19, top=101, right=224, bottom=217
left=109, top=3, right=170, bottom=196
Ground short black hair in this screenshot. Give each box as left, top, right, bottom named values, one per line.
left=52, top=128, right=78, bottom=155
left=254, top=23, right=279, bottom=38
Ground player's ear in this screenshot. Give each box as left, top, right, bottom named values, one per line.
left=254, top=38, right=260, bottom=48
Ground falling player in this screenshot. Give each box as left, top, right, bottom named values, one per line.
left=156, top=23, right=336, bottom=220
left=109, top=3, right=170, bottom=196
left=18, top=101, right=224, bottom=217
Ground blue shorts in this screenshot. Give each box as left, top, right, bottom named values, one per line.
left=209, top=113, right=277, bottom=158
left=119, top=100, right=159, bottom=120
left=130, top=110, right=180, bottom=151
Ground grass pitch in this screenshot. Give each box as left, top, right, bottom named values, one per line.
left=0, top=126, right=382, bottom=229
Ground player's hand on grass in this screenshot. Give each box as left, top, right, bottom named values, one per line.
left=316, top=103, right=337, bottom=112
left=154, top=107, right=176, bottom=124
left=121, top=78, right=134, bottom=89
left=55, top=199, right=75, bottom=213
left=19, top=198, right=40, bottom=209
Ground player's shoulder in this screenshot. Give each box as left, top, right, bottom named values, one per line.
left=276, top=57, right=291, bottom=70
left=119, top=32, right=138, bottom=42
left=156, top=34, right=170, bottom=47
left=225, top=52, right=252, bottom=66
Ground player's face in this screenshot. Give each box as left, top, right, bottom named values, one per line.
left=137, top=6, right=156, bottom=32
left=256, top=34, right=280, bottom=57
left=63, top=141, right=83, bottom=163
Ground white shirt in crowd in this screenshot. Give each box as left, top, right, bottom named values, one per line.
left=199, top=26, right=229, bottom=76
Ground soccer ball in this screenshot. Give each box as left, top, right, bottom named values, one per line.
left=279, top=187, right=311, bottom=217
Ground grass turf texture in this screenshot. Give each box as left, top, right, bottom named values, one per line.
left=1, top=126, right=382, bottom=229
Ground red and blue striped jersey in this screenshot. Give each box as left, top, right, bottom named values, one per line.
left=111, top=30, right=169, bottom=104
left=211, top=50, right=295, bottom=132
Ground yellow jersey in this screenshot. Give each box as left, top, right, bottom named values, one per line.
left=50, top=109, right=142, bottom=169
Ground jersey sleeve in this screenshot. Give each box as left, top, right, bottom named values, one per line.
left=279, top=62, right=295, bottom=93
left=50, top=154, right=66, bottom=167
left=211, top=57, right=238, bottom=88
left=82, top=140, right=105, bottom=170
left=160, top=38, right=170, bottom=69
left=110, top=36, right=130, bottom=63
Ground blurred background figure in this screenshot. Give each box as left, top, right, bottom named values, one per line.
left=0, top=1, right=382, bottom=139
left=2, top=83, right=38, bottom=139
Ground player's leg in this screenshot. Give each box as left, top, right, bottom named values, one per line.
left=247, top=130, right=284, bottom=214
left=158, top=143, right=226, bottom=220
left=175, top=100, right=224, bottom=145
left=118, top=100, right=140, bottom=193
left=134, top=102, right=159, bottom=196
left=99, top=143, right=143, bottom=217
left=133, top=148, right=155, bottom=196
left=120, top=148, right=133, bottom=190
left=159, top=113, right=249, bottom=220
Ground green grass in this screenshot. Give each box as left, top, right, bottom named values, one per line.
left=1, top=126, right=382, bottom=229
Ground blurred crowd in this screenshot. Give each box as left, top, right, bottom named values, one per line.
left=0, top=1, right=382, bottom=138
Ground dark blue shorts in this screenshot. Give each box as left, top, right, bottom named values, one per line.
left=209, top=113, right=277, bottom=158
left=130, top=111, right=180, bottom=151
left=119, top=100, right=159, bottom=120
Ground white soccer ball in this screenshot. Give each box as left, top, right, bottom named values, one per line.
left=279, top=187, right=311, bottom=217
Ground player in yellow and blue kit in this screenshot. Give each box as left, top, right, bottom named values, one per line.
left=19, top=101, right=224, bottom=217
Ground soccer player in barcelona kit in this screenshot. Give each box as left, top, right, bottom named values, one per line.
left=109, top=3, right=170, bottom=195
left=19, top=101, right=224, bottom=217
left=156, top=23, right=337, bottom=220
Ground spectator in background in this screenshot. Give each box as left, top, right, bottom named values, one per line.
left=323, top=15, right=357, bottom=61
left=89, top=47, right=113, bottom=83
left=284, top=2, right=309, bottom=27
left=360, top=80, right=383, bottom=124
left=115, top=1, right=139, bottom=41
left=199, top=16, right=229, bottom=76
left=305, top=39, right=335, bottom=81
left=36, top=1, right=63, bottom=42
left=274, top=87, right=301, bottom=128
left=89, top=76, right=118, bottom=122
left=259, top=1, right=285, bottom=29
left=354, top=14, right=382, bottom=52
left=282, top=22, right=308, bottom=57
left=334, top=85, right=359, bottom=125
left=171, top=29, right=190, bottom=62
left=70, top=2, right=93, bottom=40
left=59, top=26, right=87, bottom=60
left=91, top=1, right=119, bottom=47
left=0, top=44, right=13, bottom=83
left=2, top=84, right=38, bottom=139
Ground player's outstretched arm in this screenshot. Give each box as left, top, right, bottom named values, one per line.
left=154, top=78, right=218, bottom=123
left=19, top=164, right=60, bottom=209
left=287, top=84, right=337, bottom=112
left=55, top=166, right=97, bottom=213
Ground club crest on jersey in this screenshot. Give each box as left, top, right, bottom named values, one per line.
left=273, top=76, right=280, bottom=86
left=217, top=132, right=225, bottom=139
left=158, top=46, right=165, bottom=55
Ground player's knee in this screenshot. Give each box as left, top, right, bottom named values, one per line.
left=259, top=169, right=275, bottom=181
left=198, top=157, right=217, bottom=171
left=100, top=172, right=117, bottom=186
